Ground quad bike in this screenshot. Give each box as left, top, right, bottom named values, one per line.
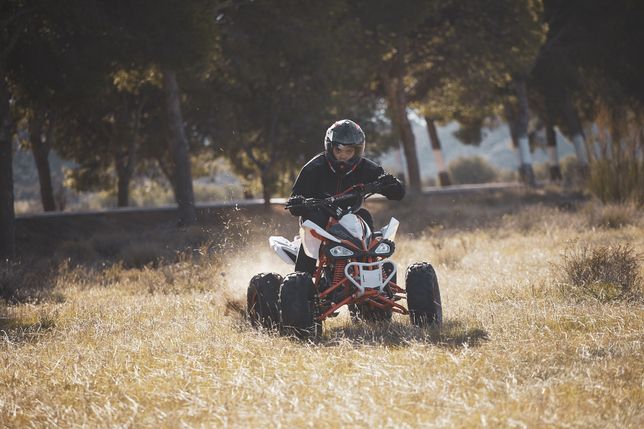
left=247, top=176, right=442, bottom=338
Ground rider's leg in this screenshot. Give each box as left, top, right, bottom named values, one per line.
left=294, top=245, right=317, bottom=274
left=294, top=211, right=329, bottom=275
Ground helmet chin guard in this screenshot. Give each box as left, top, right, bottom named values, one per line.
left=324, top=119, right=365, bottom=176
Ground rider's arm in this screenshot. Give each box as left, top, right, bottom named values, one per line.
left=289, top=165, right=317, bottom=217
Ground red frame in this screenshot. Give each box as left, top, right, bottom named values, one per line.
left=310, top=206, right=408, bottom=322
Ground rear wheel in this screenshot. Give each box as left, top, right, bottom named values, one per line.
left=247, top=272, right=282, bottom=330
left=279, top=272, right=320, bottom=339
left=406, top=262, right=442, bottom=327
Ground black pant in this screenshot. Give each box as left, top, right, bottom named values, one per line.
left=294, top=208, right=374, bottom=274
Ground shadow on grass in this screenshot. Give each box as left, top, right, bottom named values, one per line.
left=317, top=319, right=489, bottom=349
left=0, top=308, right=57, bottom=345
left=236, top=312, right=490, bottom=349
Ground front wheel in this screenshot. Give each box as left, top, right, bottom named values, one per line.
left=247, top=272, right=282, bottom=330
left=279, top=272, right=320, bottom=339
left=406, top=262, right=442, bottom=327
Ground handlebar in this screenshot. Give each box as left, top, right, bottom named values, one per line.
left=285, top=178, right=388, bottom=217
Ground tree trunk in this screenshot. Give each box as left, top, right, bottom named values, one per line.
left=425, top=116, right=451, bottom=186
left=509, top=79, right=536, bottom=186
left=29, top=109, right=56, bottom=211
left=0, top=76, right=15, bottom=260
left=504, top=101, right=522, bottom=182
left=115, top=152, right=131, bottom=207
left=382, top=69, right=421, bottom=193
left=545, top=121, right=562, bottom=181
left=155, top=155, right=179, bottom=200
left=260, top=170, right=271, bottom=207
left=162, top=68, right=196, bottom=226
left=562, top=91, right=589, bottom=178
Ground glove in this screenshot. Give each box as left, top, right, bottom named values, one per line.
left=287, top=195, right=307, bottom=216
left=377, top=173, right=405, bottom=200
left=361, top=181, right=379, bottom=194
left=378, top=173, right=399, bottom=188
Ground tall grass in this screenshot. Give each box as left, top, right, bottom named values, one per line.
left=588, top=158, right=644, bottom=204
left=586, top=107, right=644, bottom=204
left=1, top=202, right=643, bottom=427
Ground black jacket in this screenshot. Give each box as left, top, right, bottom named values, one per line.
left=290, top=153, right=405, bottom=217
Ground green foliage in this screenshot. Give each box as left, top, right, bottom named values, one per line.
left=4, top=0, right=644, bottom=215
left=189, top=0, right=386, bottom=201
left=102, top=0, right=219, bottom=71
left=560, top=244, right=642, bottom=302
left=448, top=156, right=498, bottom=184
left=452, top=117, right=485, bottom=146
left=411, top=0, right=546, bottom=139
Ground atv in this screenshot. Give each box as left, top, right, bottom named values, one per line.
left=247, top=176, right=442, bottom=338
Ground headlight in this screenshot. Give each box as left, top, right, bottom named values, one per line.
left=374, top=242, right=391, bottom=255
left=329, top=246, right=354, bottom=257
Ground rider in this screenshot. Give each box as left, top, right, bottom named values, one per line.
left=288, top=119, right=405, bottom=274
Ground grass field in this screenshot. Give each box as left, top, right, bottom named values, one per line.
left=1, top=191, right=643, bottom=428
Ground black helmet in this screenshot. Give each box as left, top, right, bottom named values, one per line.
left=324, top=119, right=365, bottom=175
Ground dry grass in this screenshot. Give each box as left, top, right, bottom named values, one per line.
left=2, top=202, right=643, bottom=428
left=584, top=203, right=641, bottom=229
left=559, top=244, right=642, bottom=302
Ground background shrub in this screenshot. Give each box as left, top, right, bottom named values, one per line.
left=588, top=158, right=644, bottom=205
left=584, top=203, right=640, bottom=229
left=559, top=244, right=642, bottom=302
left=448, top=156, right=498, bottom=184
left=0, top=260, right=60, bottom=303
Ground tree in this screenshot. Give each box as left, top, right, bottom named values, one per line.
left=5, top=0, right=114, bottom=220
left=528, top=0, right=644, bottom=191
left=344, top=0, right=439, bottom=193
left=0, top=73, right=14, bottom=259
left=1, top=0, right=40, bottom=259
left=55, top=69, right=161, bottom=207
left=191, top=0, right=382, bottom=204
left=28, top=108, right=56, bottom=210
left=351, top=1, right=545, bottom=189
left=103, top=0, right=222, bottom=224
left=423, top=116, right=450, bottom=186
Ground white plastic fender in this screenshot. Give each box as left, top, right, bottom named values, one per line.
left=301, top=220, right=341, bottom=259
left=268, top=235, right=300, bottom=265
left=338, top=213, right=371, bottom=240
left=381, top=217, right=400, bottom=241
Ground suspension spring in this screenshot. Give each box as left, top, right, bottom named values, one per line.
left=333, top=260, right=347, bottom=285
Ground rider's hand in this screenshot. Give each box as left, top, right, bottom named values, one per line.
left=286, top=195, right=307, bottom=216
left=362, top=181, right=378, bottom=194
left=378, top=173, right=399, bottom=188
